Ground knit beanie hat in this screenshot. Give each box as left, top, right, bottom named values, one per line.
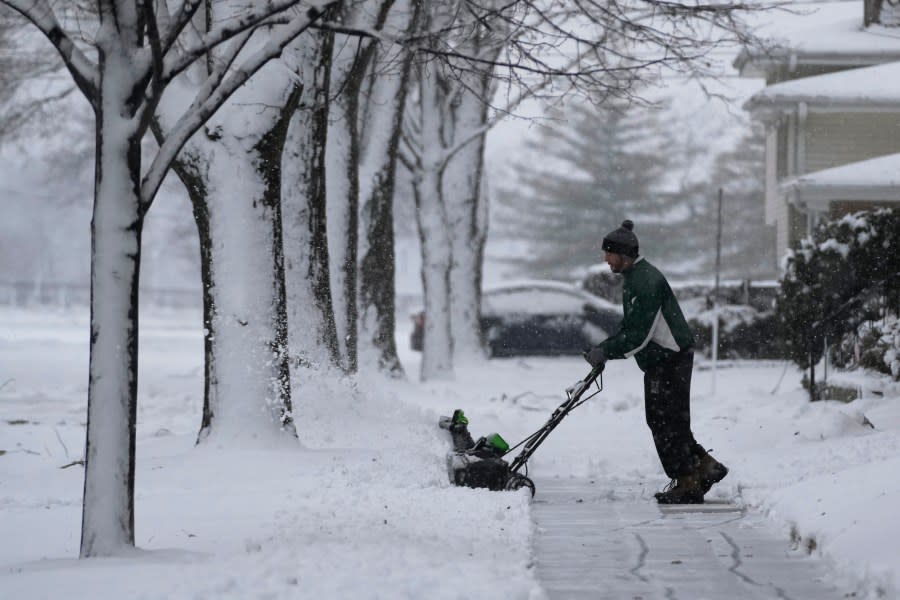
left=601, top=220, right=639, bottom=258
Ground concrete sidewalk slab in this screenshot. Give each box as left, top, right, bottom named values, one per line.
left=532, top=478, right=847, bottom=600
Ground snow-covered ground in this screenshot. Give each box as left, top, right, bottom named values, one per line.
left=2, top=306, right=899, bottom=598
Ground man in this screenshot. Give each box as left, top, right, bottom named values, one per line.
left=584, top=220, right=728, bottom=504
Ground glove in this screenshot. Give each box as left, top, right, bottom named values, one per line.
left=583, top=346, right=607, bottom=371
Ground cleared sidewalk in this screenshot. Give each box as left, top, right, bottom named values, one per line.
left=532, top=478, right=847, bottom=600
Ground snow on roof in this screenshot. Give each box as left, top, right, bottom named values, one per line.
left=734, top=1, right=900, bottom=76
left=782, top=151, right=900, bottom=206
left=745, top=60, right=900, bottom=112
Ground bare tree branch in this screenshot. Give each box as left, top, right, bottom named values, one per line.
left=310, top=0, right=778, bottom=99
left=135, top=0, right=165, bottom=133
left=160, top=0, right=203, bottom=55
left=141, top=2, right=337, bottom=210
left=2, top=0, right=99, bottom=105
left=161, top=0, right=330, bottom=84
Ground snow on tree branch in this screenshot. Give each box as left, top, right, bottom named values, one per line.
left=141, top=3, right=334, bottom=210
left=161, top=0, right=332, bottom=84
left=136, top=0, right=164, bottom=132
left=159, top=0, right=203, bottom=55
left=3, top=0, right=99, bottom=104
left=311, top=0, right=774, bottom=100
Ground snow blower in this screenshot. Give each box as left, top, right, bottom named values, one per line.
left=438, top=364, right=604, bottom=496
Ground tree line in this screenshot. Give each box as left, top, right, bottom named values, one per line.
left=2, top=0, right=772, bottom=558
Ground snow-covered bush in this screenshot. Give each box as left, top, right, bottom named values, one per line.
left=777, top=208, right=900, bottom=383
left=833, top=317, right=900, bottom=380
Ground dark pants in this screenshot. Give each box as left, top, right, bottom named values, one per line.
left=643, top=350, right=705, bottom=478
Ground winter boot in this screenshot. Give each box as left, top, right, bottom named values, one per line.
left=654, top=474, right=705, bottom=504
left=697, top=450, right=728, bottom=494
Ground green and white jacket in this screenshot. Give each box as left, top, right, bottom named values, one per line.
left=597, top=257, right=694, bottom=372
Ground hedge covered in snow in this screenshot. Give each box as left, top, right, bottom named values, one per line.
left=776, top=208, right=900, bottom=382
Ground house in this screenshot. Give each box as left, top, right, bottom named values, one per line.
left=734, top=0, right=900, bottom=261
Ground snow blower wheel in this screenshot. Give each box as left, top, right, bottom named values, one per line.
left=438, top=365, right=603, bottom=497
left=504, top=474, right=536, bottom=496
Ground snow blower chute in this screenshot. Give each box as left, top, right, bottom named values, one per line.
left=438, top=365, right=604, bottom=496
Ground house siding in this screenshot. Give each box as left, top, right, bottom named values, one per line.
left=769, top=112, right=802, bottom=260
left=767, top=65, right=855, bottom=85
left=774, top=191, right=791, bottom=260
left=773, top=199, right=809, bottom=262
left=805, top=112, right=900, bottom=173
left=741, top=9, right=900, bottom=272
left=765, top=126, right=778, bottom=225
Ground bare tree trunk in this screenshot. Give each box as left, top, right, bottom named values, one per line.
left=322, top=0, right=402, bottom=373
left=414, top=110, right=454, bottom=379
left=283, top=29, right=341, bottom=371
left=167, top=156, right=217, bottom=436
left=358, top=40, right=414, bottom=376
left=328, top=57, right=366, bottom=373
left=168, top=93, right=300, bottom=443
left=81, top=99, right=142, bottom=558
left=415, top=183, right=454, bottom=379
left=445, top=74, right=491, bottom=362
left=254, top=96, right=298, bottom=423
left=405, top=4, right=499, bottom=379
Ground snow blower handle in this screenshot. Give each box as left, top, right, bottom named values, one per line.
left=565, top=379, right=589, bottom=398
left=565, top=364, right=604, bottom=399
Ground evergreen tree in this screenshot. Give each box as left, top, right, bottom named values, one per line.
left=697, top=124, right=777, bottom=280
left=495, top=99, right=675, bottom=279
left=495, top=98, right=776, bottom=282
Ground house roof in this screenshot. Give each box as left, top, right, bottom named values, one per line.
left=734, top=2, right=900, bottom=77
left=782, top=152, right=900, bottom=207
left=744, top=60, right=900, bottom=113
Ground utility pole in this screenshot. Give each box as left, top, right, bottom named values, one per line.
left=711, top=188, right=723, bottom=394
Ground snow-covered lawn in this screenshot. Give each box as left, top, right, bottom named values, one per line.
left=1, top=306, right=899, bottom=598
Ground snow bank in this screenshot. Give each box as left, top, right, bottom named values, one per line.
left=0, top=307, right=540, bottom=599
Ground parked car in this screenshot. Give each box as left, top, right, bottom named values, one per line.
left=410, top=280, right=622, bottom=357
